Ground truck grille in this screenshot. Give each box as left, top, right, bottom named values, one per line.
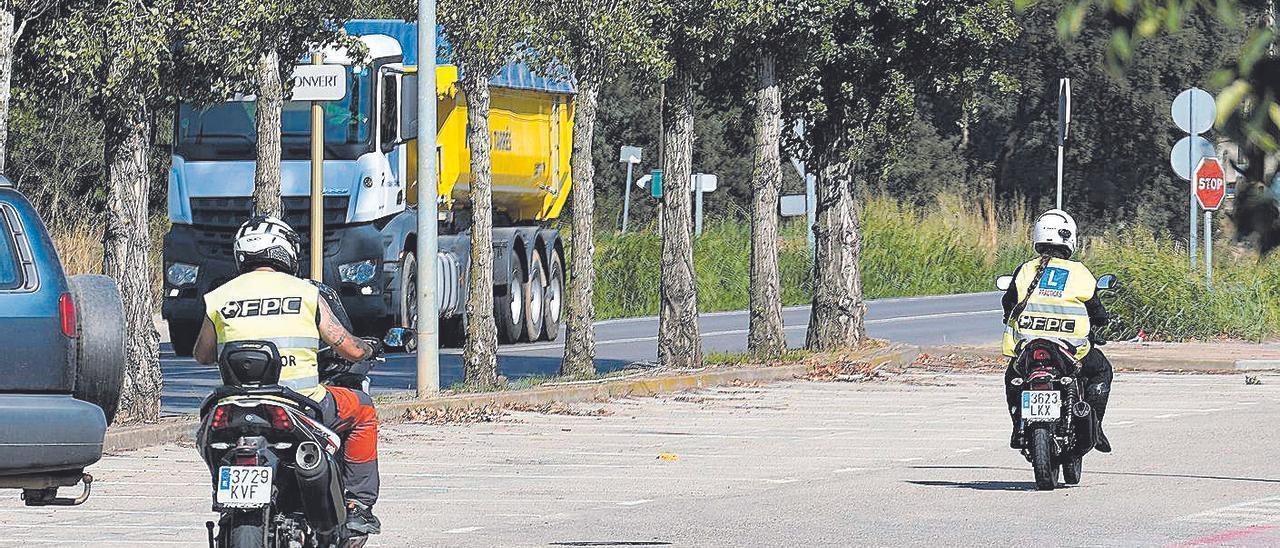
left=189, top=196, right=349, bottom=261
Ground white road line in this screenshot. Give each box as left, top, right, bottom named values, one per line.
left=444, top=526, right=484, bottom=534
left=617, top=499, right=654, bottom=506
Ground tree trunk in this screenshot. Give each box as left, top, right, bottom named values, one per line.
left=561, top=81, right=599, bottom=377
left=747, top=51, right=785, bottom=357
left=657, top=68, right=701, bottom=369
left=252, top=49, right=283, bottom=217
left=805, top=152, right=867, bottom=351
left=0, top=9, right=15, bottom=174
left=460, top=72, right=499, bottom=388
left=102, top=97, right=161, bottom=422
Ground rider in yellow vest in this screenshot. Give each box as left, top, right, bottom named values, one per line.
left=1001, top=209, right=1113, bottom=453
left=192, top=216, right=382, bottom=537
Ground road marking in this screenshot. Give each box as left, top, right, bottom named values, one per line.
left=617, top=499, right=653, bottom=506
left=444, top=526, right=484, bottom=534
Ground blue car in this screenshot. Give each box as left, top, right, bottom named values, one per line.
left=0, top=176, right=125, bottom=506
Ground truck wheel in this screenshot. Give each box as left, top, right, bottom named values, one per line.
left=494, top=258, right=526, bottom=344
left=521, top=252, right=546, bottom=342
left=168, top=320, right=199, bottom=357
left=68, top=275, right=126, bottom=426
left=541, top=250, right=563, bottom=341
left=399, top=252, right=419, bottom=353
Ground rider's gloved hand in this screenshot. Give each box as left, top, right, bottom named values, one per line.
left=360, top=337, right=385, bottom=361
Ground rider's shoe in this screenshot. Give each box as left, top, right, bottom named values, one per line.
left=345, top=500, right=382, bottom=535
left=1094, top=427, right=1112, bottom=453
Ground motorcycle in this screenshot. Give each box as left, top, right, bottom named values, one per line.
left=195, top=282, right=410, bottom=547
left=995, top=273, right=1118, bottom=491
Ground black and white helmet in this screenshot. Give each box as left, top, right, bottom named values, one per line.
left=234, top=216, right=300, bottom=275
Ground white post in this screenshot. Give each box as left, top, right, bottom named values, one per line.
left=1205, top=210, right=1213, bottom=287
left=1055, top=145, right=1064, bottom=210
left=694, top=174, right=703, bottom=237
left=309, top=54, right=324, bottom=282
left=621, top=160, right=634, bottom=233
left=415, top=4, right=440, bottom=397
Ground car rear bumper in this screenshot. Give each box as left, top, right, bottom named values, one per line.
left=0, top=394, right=105, bottom=477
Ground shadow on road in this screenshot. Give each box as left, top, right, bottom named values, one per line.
left=910, top=465, right=1280, bottom=484
left=905, top=480, right=1038, bottom=491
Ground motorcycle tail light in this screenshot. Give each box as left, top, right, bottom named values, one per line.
left=1032, top=348, right=1051, bottom=362
left=268, top=406, right=293, bottom=431
left=234, top=453, right=259, bottom=466
left=211, top=406, right=230, bottom=430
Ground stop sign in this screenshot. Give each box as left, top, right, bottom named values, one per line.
left=1194, top=157, right=1227, bottom=210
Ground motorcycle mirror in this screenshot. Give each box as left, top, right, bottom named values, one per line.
left=1096, top=274, right=1118, bottom=291
left=383, top=327, right=415, bottom=349
left=995, top=275, right=1013, bottom=292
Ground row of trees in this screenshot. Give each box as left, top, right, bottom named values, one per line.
left=5, top=0, right=1277, bottom=421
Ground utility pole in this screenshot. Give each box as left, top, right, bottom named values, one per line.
left=309, top=53, right=324, bottom=282
left=415, top=3, right=440, bottom=397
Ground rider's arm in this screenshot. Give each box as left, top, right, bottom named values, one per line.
left=318, top=298, right=374, bottom=362
left=1001, top=264, right=1022, bottom=322
left=1084, top=295, right=1110, bottom=327
left=193, top=318, right=218, bottom=365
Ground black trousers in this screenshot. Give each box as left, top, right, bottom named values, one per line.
left=1004, top=347, right=1113, bottom=426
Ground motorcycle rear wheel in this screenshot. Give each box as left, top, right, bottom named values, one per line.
left=1030, top=427, right=1058, bottom=491
left=1062, top=455, right=1083, bottom=485
left=225, top=517, right=267, bottom=548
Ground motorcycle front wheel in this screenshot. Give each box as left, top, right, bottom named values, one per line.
left=1062, top=455, right=1083, bottom=485
left=1030, top=427, right=1058, bottom=491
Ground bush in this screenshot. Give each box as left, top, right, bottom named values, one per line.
left=593, top=195, right=1280, bottom=342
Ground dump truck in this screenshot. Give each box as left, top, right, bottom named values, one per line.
left=161, top=20, right=574, bottom=355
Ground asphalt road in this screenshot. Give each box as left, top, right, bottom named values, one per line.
left=159, top=292, right=1004, bottom=415
left=8, top=372, right=1280, bottom=546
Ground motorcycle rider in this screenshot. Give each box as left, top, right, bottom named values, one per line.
left=192, top=216, right=382, bottom=536
left=1001, top=209, right=1113, bottom=453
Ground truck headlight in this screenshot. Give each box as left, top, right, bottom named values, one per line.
left=165, top=262, right=199, bottom=288
left=339, top=260, right=377, bottom=285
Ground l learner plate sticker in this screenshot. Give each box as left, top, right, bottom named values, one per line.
left=1021, top=390, right=1061, bottom=422
left=217, top=466, right=273, bottom=507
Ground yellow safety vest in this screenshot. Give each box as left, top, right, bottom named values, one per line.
left=1002, top=257, right=1097, bottom=360
left=205, top=270, right=326, bottom=401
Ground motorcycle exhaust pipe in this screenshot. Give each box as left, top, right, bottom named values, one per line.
left=1070, top=401, right=1098, bottom=456
left=293, top=442, right=346, bottom=535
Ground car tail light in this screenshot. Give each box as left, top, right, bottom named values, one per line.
left=211, top=406, right=230, bottom=430
left=59, top=293, right=77, bottom=338
left=1032, top=348, right=1051, bottom=362
left=268, top=406, right=293, bottom=431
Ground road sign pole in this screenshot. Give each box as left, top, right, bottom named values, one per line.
left=1188, top=92, right=1198, bottom=270
left=416, top=3, right=440, bottom=397
left=694, top=175, right=703, bottom=237
left=309, top=53, right=324, bottom=282
left=622, top=160, right=633, bottom=233
left=1055, top=145, right=1064, bottom=210
left=1205, top=210, right=1213, bottom=287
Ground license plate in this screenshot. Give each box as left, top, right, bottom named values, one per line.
left=216, top=466, right=273, bottom=507
left=1021, top=390, right=1061, bottom=422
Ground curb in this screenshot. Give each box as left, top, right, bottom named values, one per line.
left=1234, top=360, right=1280, bottom=371
left=102, top=345, right=920, bottom=453
left=920, top=345, right=1249, bottom=372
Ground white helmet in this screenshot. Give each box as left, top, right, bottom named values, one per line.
left=1033, top=209, right=1077, bottom=257
left=234, top=216, right=300, bottom=275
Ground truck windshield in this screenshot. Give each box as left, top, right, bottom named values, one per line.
left=175, top=65, right=372, bottom=161
left=0, top=215, right=19, bottom=290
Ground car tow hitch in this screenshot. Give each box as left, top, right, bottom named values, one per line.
left=21, top=473, right=93, bottom=506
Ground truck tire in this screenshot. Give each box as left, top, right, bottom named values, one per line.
left=168, top=320, right=199, bottom=357
left=495, top=258, right=526, bottom=344
left=68, top=275, right=126, bottom=426
left=521, top=252, right=546, bottom=342
left=399, top=252, right=419, bottom=353
left=541, top=250, right=563, bottom=341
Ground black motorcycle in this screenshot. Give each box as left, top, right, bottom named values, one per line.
left=195, top=322, right=409, bottom=548
left=995, top=273, right=1117, bottom=491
